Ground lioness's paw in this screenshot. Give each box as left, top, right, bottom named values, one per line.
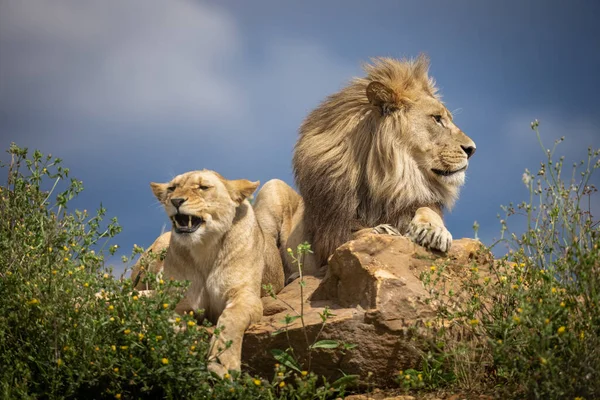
left=372, top=224, right=401, bottom=236
left=407, top=221, right=452, bottom=252
left=207, top=361, right=229, bottom=378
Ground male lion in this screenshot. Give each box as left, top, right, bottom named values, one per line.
left=148, top=170, right=290, bottom=376
left=293, top=55, right=476, bottom=266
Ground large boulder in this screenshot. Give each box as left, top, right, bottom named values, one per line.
left=242, top=235, right=491, bottom=387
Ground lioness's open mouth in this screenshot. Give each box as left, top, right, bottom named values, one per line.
left=432, top=166, right=467, bottom=177
left=171, top=213, right=204, bottom=234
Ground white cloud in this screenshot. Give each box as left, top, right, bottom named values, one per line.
left=0, top=0, right=246, bottom=124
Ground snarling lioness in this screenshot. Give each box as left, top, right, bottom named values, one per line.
left=148, top=170, right=290, bottom=376
left=293, top=55, right=476, bottom=266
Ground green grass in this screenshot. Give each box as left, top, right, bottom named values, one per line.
left=408, top=122, right=600, bottom=399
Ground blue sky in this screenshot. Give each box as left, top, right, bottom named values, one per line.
left=1, top=0, right=599, bottom=273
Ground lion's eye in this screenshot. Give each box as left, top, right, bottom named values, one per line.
left=198, top=185, right=211, bottom=191
left=167, top=186, right=176, bottom=192
left=432, top=115, right=443, bottom=125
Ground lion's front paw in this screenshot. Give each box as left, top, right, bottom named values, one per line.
left=407, top=220, right=452, bottom=252
left=371, top=224, right=401, bottom=235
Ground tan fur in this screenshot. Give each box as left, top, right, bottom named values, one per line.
left=293, top=55, right=476, bottom=265
left=148, top=170, right=285, bottom=376
left=253, top=179, right=320, bottom=281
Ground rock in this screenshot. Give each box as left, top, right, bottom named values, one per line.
left=242, top=235, right=491, bottom=387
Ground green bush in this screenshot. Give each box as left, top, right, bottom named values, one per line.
left=0, top=144, right=347, bottom=399
left=416, top=122, right=600, bottom=399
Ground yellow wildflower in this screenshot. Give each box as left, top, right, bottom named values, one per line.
left=163, top=303, right=169, bottom=309
left=497, top=339, right=503, bottom=344
left=279, top=381, right=285, bottom=388
left=57, top=358, right=62, bottom=366
left=156, top=335, right=163, bottom=341
left=254, top=379, right=262, bottom=386
left=113, top=367, right=119, bottom=373
left=83, top=282, right=89, bottom=288
left=469, top=319, right=479, bottom=326
left=557, top=326, right=566, bottom=334
left=132, top=295, right=139, bottom=301
left=111, top=345, right=116, bottom=351
left=123, top=329, right=131, bottom=335
left=418, top=373, right=423, bottom=381
left=430, top=266, right=436, bottom=272
left=52, top=270, right=57, bottom=275
left=187, top=321, right=196, bottom=327
left=108, top=305, right=114, bottom=311
left=103, top=273, right=110, bottom=279
left=540, top=357, right=547, bottom=365
left=551, top=287, right=557, bottom=294
left=224, top=373, right=230, bottom=379
left=560, top=301, right=566, bottom=307
left=138, top=333, right=144, bottom=341
left=161, top=358, right=169, bottom=365
left=27, top=298, right=39, bottom=306
left=115, top=395, right=121, bottom=399
left=175, top=317, right=181, bottom=323
left=545, top=318, right=550, bottom=325
left=95, top=346, right=99, bottom=351
left=120, top=346, right=128, bottom=350
left=277, top=372, right=283, bottom=377
left=512, top=316, right=521, bottom=324
left=301, top=371, right=308, bottom=376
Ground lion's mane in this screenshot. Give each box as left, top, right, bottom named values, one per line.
left=292, top=55, right=459, bottom=264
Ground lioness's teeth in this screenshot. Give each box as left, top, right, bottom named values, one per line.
left=188, top=215, right=192, bottom=228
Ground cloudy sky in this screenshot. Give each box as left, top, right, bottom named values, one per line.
left=1, top=0, right=599, bottom=272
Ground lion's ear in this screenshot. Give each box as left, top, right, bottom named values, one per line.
left=150, top=182, right=168, bottom=202
left=227, top=179, right=260, bottom=205
left=366, top=81, right=398, bottom=116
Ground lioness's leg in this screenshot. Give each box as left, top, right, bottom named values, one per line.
left=407, top=206, right=452, bottom=252
left=254, top=179, right=320, bottom=281
left=207, top=292, right=263, bottom=376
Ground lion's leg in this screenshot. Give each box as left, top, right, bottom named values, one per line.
left=207, top=292, right=262, bottom=377
left=407, top=206, right=452, bottom=252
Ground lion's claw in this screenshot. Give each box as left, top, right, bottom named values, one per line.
left=407, top=222, right=452, bottom=253
left=372, top=224, right=401, bottom=236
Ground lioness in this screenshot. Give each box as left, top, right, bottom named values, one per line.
left=149, top=170, right=287, bottom=376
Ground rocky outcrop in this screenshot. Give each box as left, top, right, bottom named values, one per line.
left=131, top=232, right=491, bottom=387
left=242, top=235, right=491, bottom=387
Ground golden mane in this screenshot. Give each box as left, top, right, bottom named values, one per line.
left=293, top=55, right=466, bottom=264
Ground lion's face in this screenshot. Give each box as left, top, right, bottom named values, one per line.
left=150, top=170, right=259, bottom=242
left=405, top=96, right=476, bottom=187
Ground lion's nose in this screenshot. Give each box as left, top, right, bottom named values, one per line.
left=461, top=145, right=476, bottom=159
left=171, top=197, right=186, bottom=208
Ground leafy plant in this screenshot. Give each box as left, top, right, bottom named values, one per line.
left=415, top=122, right=600, bottom=399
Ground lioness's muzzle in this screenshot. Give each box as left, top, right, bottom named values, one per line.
left=171, top=213, right=204, bottom=233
